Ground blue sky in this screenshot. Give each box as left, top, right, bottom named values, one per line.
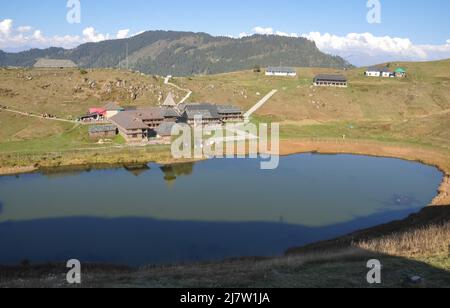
left=1, top=0, right=450, bottom=65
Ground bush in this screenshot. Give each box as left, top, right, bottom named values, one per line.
left=80, top=69, right=88, bottom=75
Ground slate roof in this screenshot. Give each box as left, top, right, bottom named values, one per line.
left=162, top=93, right=177, bottom=107
left=156, top=122, right=176, bottom=137
left=217, top=105, right=242, bottom=114
left=314, top=74, right=348, bottom=83
left=162, top=107, right=180, bottom=118
left=266, top=67, right=296, bottom=74
left=88, top=125, right=117, bottom=133
left=34, top=59, right=77, bottom=68
left=135, top=107, right=165, bottom=120
left=183, top=104, right=221, bottom=120
left=110, top=112, right=150, bottom=130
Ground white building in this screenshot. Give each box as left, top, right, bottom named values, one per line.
left=365, top=67, right=381, bottom=77
left=265, top=67, right=297, bottom=77
left=365, top=66, right=395, bottom=78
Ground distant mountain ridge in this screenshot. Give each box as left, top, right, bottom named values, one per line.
left=0, top=31, right=353, bottom=76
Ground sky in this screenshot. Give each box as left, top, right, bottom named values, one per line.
left=1, top=0, right=450, bottom=66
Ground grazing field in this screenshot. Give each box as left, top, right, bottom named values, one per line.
left=175, top=59, right=450, bottom=151
left=0, top=68, right=185, bottom=118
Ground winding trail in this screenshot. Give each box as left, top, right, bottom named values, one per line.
left=164, top=76, right=193, bottom=105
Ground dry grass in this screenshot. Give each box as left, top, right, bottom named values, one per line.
left=0, top=68, right=185, bottom=119
left=355, top=222, right=450, bottom=258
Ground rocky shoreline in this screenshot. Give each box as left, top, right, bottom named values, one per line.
left=433, top=174, right=450, bottom=206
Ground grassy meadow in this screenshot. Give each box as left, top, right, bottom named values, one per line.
left=176, top=59, right=450, bottom=152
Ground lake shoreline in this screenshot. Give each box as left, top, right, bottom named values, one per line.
left=0, top=141, right=448, bottom=287
left=278, top=140, right=450, bottom=206
left=1, top=139, right=449, bottom=205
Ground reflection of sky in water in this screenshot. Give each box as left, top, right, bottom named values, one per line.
left=0, top=154, right=443, bottom=266
left=0, top=154, right=442, bottom=227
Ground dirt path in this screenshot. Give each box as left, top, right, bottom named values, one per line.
left=244, top=89, right=278, bottom=119
left=0, top=106, right=77, bottom=124
left=164, top=76, right=192, bottom=105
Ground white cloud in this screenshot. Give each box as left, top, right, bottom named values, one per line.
left=0, top=18, right=138, bottom=51
left=82, top=27, right=110, bottom=42
left=253, top=26, right=274, bottom=35
left=301, top=32, right=450, bottom=66
left=275, top=31, right=298, bottom=38
left=17, top=26, right=32, bottom=33
left=0, top=19, right=13, bottom=35
left=32, top=30, right=44, bottom=41
left=234, top=26, right=450, bottom=66
left=116, top=29, right=130, bottom=39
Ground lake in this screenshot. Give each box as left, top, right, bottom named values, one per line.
left=0, top=154, right=442, bottom=266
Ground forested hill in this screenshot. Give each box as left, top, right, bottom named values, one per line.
left=0, top=31, right=353, bottom=76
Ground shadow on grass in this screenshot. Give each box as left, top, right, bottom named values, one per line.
left=0, top=206, right=448, bottom=288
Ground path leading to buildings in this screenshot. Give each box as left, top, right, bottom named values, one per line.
left=0, top=105, right=77, bottom=124
left=164, top=75, right=193, bottom=105
left=244, top=89, right=278, bottom=120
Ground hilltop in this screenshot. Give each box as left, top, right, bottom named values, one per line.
left=0, top=31, right=352, bottom=76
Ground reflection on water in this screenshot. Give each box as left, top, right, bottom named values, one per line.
left=160, top=163, right=195, bottom=185
left=0, top=200, right=3, bottom=215
left=0, top=207, right=420, bottom=267
left=0, top=154, right=442, bottom=266
left=124, top=164, right=151, bottom=177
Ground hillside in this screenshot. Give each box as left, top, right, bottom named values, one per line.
left=0, top=59, right=449, bottom=169
left=0, top=31, right=352, bottom=76
left=176, top=59, right=450, bottom=151
left=0, top=68, right=185, bottom=155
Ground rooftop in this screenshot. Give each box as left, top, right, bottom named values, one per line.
left=88, top=125, right=117, bottom=133
left=110, top=112, right=149, bottom=130
left=314, top=74, right=348, bottom=82
left=162, top=93, right=177, bottom=107
left=162, top=107, right=180, bottom=118
left=134, top=107, right=165, bottom=121
left=217, top=105, right=243, bottom=114
left=183, top=104, right=221, bottom=120
left=266, top=67, right=296, bottom=73
left=156, top=122, right=176, bottom=137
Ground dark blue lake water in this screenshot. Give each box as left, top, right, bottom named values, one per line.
left=0, top=154, right=442, bottom=266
